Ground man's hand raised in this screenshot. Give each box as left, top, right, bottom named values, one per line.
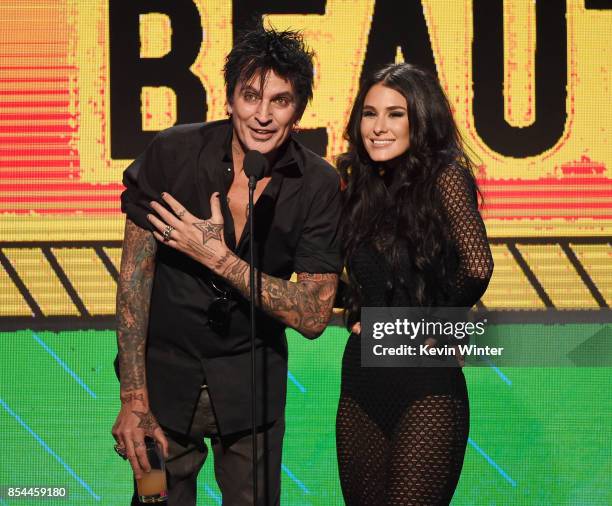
left=148, top=192, right=230, bottom=272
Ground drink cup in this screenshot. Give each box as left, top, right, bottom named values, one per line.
left=136, top=438, right=168, bottom=503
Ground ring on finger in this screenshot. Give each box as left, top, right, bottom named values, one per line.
left=162, top=225, right=174, bottom=242
left=114, top=443, right=128, bottom=460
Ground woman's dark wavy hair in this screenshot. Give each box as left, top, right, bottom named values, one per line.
left=223, top=24, right=314, bottom=116
left=338, top=63, right=480, bottom=327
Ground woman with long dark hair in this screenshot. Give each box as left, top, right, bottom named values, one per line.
left=336, top=63, right=494, bottom=505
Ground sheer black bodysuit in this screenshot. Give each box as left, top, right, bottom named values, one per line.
left=336, top=167, right=494, bottom=505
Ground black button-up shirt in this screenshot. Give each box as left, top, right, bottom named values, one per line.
left=120, top=120, right=342, bottom=435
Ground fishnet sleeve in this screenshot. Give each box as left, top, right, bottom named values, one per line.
left=436, top=166, right=494, bottom=306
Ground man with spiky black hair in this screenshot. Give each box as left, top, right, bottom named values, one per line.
left=112, top=24, right=341, bottom=505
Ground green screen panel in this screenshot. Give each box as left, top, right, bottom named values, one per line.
left=1, top=327, right=611, bottom=505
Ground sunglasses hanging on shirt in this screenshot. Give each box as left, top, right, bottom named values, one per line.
left=207, top=277, right=232, bottom=336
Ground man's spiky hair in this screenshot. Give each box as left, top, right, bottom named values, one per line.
left=224, top=25, right=315, bottom=115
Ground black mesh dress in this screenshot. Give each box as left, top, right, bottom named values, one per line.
left=336, top=166, right=494, bottom=505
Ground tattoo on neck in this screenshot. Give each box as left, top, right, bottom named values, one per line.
left=232, top=137, right=243, bottom=156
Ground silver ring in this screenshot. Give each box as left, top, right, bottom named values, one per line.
left=162, top=225, right=174, bottom=242
left=114, top=443, right=127, bottom=460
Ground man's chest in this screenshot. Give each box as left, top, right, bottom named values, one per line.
left=226, top=171, right=272, bottom=245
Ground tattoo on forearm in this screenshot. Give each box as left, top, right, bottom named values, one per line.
left=218, top=252, right=338, bottom=336
left=214, top=250, right=232, bottom=271
left=132, top=410, right=160, bottom=434
left=116, top=220, right=156, bottom=392
left=298, top=273, right=335, bottom=283
left=193, top=221, right=223, bottom=245
left=120, top=392, right=145, bottom=404
left=219, top=255, right=249, bottom=292
left=259, top=273, right=338, bottom=334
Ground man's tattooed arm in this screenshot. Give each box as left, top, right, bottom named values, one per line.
left=116, top=219, right=156, bottom=410
left=217, top=253, right=338, bottom=339
left=146, top=191, right=337, bottom=338
left=112, top=219, right=168, bottom=466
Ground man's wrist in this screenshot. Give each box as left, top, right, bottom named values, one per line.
left=212, top=248, right=235, bottom=276
left=119, top=390, right=148, bottom=406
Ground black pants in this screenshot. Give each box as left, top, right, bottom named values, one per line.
left=132, top=386, right=284, bottom=506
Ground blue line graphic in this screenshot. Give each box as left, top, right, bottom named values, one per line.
left=482, top=357, right=512, bottom=386
left=468, top=437, right=517, bottom=487
left=0, top=398, right=100, bottom=500
left=32, top=332, right=97, bottom=399
left=287, top=371, right=306, bottom=393
left=281, top=463, right=310, bottom=494
left=202, top=484, right=222, bottom=505
left=489, top=364, right=512, bottom=386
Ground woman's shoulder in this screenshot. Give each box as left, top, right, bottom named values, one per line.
left=436, top=163, right=472, bottom=183
left=434, top=163, right=477, bottom=197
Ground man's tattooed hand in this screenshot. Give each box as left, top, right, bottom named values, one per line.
left=132, top=410, right=161, bottom=434
left=148, top=193, right=230, bottom=271
left=193, top=221, right=224, bottom=246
